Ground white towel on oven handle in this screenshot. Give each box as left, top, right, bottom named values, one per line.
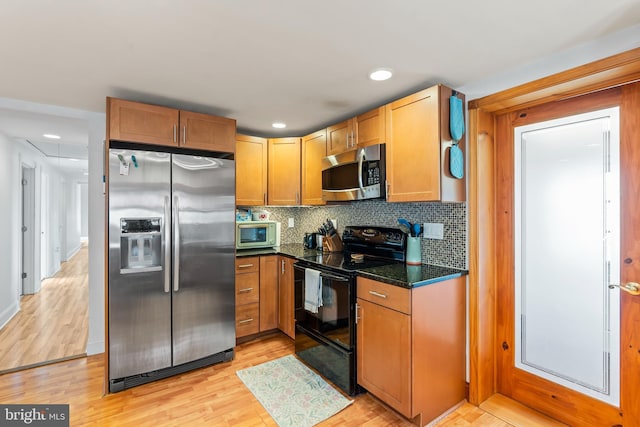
left=304, top=268, right=322, bottom=313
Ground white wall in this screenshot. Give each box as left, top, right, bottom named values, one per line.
left=80, top=182, right=89, bottom=239
left=64, top=178, right=82, bottom=260
left=86, top=116, right=105, bottom=355
left=0, top=132, right=20, bottom=329
left=0, top=129, right=86, bottom=330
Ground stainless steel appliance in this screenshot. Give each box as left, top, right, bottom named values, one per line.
left=108, top=145, right=235, bottom=392
left=321, top=143, right=385, bottom=201
left=236, top=220, right=280, bottom=249
left=294, top=225, right=406, bottom=395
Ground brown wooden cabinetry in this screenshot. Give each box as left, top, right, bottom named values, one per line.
left=267, top=138, right=301, bottom=205
left=277, top=255, right=296, bottom=339
left=385, top=85, right=465, bottom=202
left=326, top=106, right=386, bottom=156
left=354, top=106, right=386, bottom=148
left=301, top=129, right=327, bottom=205
left=108, top=98, right=178, bottom=147
left=357, top=279, right=412, bottom=416
left=259, top=256, right=279, bottom=331
left=326, top=119, right=352, bottom=155
left=356, top=276, right=466, bottom=425
left=235, top=257, right=260, bottom=337
left=236, top=134, right=268, bottom=206
left=235, top=255, right=279, bottom=339
left=178, top=110, right=235, bottom=152
left=107, top=97, right=235, bottom=152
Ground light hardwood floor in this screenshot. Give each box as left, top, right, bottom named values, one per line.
left=0, top=332, right=562, bottom=427
left=0, top=242, right=88, bottom=373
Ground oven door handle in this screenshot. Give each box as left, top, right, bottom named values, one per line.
left=294, top=265, right=351, bottom=282
left=319, top=272, right=350, bottom=282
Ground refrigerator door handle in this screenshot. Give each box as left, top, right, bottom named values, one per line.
left=164, top=196, right=171, bottom=293
left=173, top=195, right=180, bottom=292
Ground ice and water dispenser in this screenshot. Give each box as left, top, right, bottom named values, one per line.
left=120, top=218, right=162, bottom=273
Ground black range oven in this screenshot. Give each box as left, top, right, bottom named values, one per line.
left=293, top=226, right=406, bottom=396
left=294, top=260, right=357, bottom=395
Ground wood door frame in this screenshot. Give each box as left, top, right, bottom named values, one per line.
left=468, top=47, right=640, bottom=425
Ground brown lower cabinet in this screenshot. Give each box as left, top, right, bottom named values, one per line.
left=235, top=255, right=279, bottom=338
left=277, top=255, right=296, bottom=339
left=356, top=276, right=466, bottom=425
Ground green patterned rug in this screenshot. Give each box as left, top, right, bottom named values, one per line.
left=236, top=355, right=353, bottom=426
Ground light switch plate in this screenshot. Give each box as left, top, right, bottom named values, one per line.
left=288, top=217, right=294, bottom=228
left=424, top=223, right=444, bottom=239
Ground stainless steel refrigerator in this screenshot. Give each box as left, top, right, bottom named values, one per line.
left=108, top=147, right=235, bottom=392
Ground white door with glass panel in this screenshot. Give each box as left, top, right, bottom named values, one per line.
left=514, top=107, right=620, bottom=405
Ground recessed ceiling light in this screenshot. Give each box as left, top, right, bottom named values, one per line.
left=83, top=172, right=89, bottom=176
left=68, top=158, right=79, bottom=162
left=272, top=122, right=287, bottom=129
left=43, top=134, right=61, bottom=139
left=369, top=68, right=393, bottom=81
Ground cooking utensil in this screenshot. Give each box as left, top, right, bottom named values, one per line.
left=398, top=218, right=413, bottom=236
left=413, top=223, right=422, bottom=237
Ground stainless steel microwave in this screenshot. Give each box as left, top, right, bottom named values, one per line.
left=321, top=143, right=385, bottom=201
left=236, top=220, right=281, bottom=249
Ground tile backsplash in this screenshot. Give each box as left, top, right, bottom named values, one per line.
left=242, top=201, right=466, bottom=270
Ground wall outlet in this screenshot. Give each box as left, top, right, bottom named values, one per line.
left=423, top=223, right=444, bottom=240
left=288, top=217, right=295, bottom=228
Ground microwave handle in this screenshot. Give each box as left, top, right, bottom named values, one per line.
left=357, top=148, right=365, bottom=195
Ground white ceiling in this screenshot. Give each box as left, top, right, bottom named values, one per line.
left=0, top=0, right=639, bottom=154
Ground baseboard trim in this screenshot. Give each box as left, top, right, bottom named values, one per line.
left=86, top=340, right=105, bottom=356
left=65, top=244, right=81, bottom=261
left=0, top=300, right=20, bottom=330
left=0, top=353, right=86, bottom=375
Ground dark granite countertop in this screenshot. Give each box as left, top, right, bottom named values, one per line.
left=357, top=263, right=467, bottom=288
left=236, top=243, right=467, bottom=288
left=236, top=243, right=315, bottom=259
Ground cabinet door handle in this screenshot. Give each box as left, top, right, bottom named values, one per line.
left=238, top=318, right=254, bottom=324
left=182, top=125, right=186, bottom=146
left=237, top=264, right=254, bottom=268
left=173, top=124, right=177, bottom=143
left=369, top=290, right=387, bottom=299
left=238, top=287, right=254, bottom=293
left=281, top=260, right=285, bottom=274
left=263, top=192, right=266, bottom=205
left=355, top=303, right=360, bottom=324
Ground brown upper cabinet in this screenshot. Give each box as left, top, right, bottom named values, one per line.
left=301, top=129, right=327, bottom=205
left=326, top=106, right=386, bottom=156
left=236, top=134, right=268, bottom=206
left=385, top=85, right=465, bottom=202
left=267, top=137, right=301, bottom=205
left=107, top=97, right=236, bottom=152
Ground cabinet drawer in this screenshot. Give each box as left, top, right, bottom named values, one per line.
left=357, top=277, right=411, bottom=314
left=236, top=302, right=260, bottom=337
left=236, top=272, right=259, bottom=304
left=236, top=257, right=260, bottom=273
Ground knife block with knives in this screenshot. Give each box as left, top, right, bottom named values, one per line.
left=319, top=219, right=343, bottom=252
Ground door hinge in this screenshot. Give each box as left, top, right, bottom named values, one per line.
left=22, top=179, right=28, bottom=186
left=22, top=272, right=27, bottom=279
left=502, top=341, right=509, bottom=351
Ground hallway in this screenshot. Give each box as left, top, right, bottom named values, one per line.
left=0, top=242, right=88, bottom=373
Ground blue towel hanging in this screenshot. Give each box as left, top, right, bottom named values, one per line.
left=450, top=95, right=464, bottom=141
left=449, top=95, right=465, bottom=179
left=450, top=143, right=464, bottom=179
